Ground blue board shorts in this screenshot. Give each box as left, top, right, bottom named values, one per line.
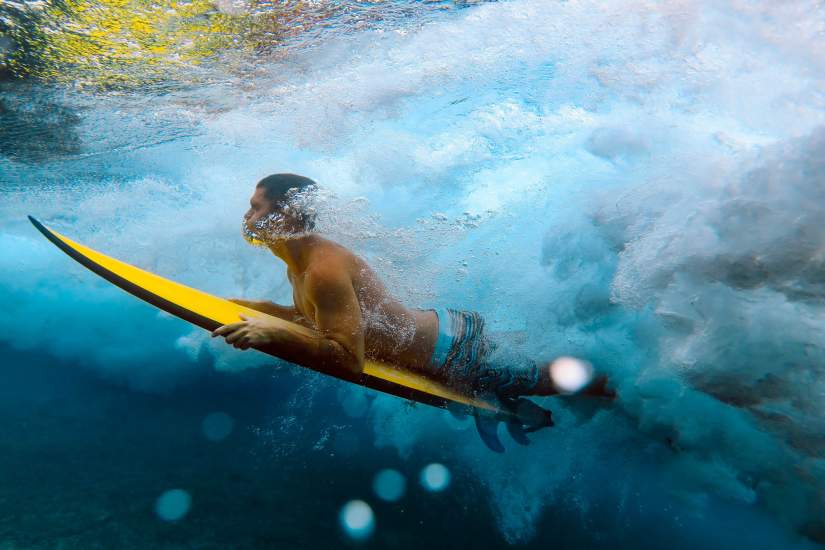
left=428, top=307, right=542, bottom=398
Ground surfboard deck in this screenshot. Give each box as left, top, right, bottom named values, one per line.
left=28, top=216, right=520, bottom=419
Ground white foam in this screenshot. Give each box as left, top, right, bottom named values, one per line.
left=4, top=0, right=825, bottom=543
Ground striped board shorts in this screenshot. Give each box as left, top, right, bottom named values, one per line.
left=429, top=307, right=542, bottom=398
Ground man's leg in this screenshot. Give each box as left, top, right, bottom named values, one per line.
left=481, top=332, right=615, bottom=398
left=477, top=332, right=553, bottom=397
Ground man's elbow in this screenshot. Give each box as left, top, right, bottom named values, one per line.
left=341, top=351, right=364, bottom=376
left=319, top=338, right=364, bottom=376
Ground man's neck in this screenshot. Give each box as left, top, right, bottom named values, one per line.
left=268, top=233, right=319, bottom=272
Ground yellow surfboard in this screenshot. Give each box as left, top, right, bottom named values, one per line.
left=29, top=216, right=516, bottom=417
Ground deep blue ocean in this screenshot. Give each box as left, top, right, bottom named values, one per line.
left=2, top=0, right=825, bottom=548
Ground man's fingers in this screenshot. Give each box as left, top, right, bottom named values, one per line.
left=225, top=329, right=247, bottom=344
left=233, top=336, right=251, bottom=350
left=212, top=322, right=247, bottom=337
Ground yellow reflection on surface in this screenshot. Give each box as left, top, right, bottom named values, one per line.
left=4, top=0, right=338, bottom=88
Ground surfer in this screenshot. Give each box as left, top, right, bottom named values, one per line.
left=212, top=174, right=614, bottom=401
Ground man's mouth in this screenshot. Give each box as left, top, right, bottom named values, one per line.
left=242, top=219, right=266, bottom=246
left=241, top=211, right=294, bottom=245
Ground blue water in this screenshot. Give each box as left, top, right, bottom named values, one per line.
left=2, top=0, right=825, bottom=547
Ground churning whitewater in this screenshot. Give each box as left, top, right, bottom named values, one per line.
left=2, top=0, right=825, bottom=547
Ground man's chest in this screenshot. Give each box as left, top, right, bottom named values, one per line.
left=288, top=271, right=316, bottom=322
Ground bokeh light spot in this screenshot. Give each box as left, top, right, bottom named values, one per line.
left=155, top=489, right=192, bottom=522
left=549, top=356, right=593, bottom=394
left=372, top=469, right=407, bottom=502
left=420, top=463, right=451, bottom=492
left=201, top=411, right=235, bottom=442
left=339, top=499, right=375, bottom=540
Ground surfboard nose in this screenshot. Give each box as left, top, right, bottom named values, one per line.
left=29, top=216, right=53, bottom=240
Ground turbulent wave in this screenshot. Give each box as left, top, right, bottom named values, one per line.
left=2, top=0, right=825, bottom=546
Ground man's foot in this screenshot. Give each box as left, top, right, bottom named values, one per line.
left=580, top=375, right=616, bottom=399
left=536, top=358, right=617, bottom=399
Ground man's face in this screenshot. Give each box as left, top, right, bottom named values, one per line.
left=244, top=186, right=275, bottom=233
left=243, top=186, right=304, bottom=244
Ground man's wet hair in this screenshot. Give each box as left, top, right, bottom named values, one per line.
left=256, top=173, right=318, bottom=231
left=257, top=173, right=316, bottom=202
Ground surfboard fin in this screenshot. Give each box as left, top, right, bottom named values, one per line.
left=473, top=412, right=505, bottom=453
left=485, top=397, right=554, bottom=451
left=471, top=397, right=554, bottom=452
left=508, top=397, right=554, bottom=433
left=505, top=419, right=531, bottom=446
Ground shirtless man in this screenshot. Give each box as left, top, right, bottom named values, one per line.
left=212, top=174, right=610, bottom=401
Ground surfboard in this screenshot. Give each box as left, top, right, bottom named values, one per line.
left=28, top=216, right=536, bottom=420
left=29, top=216, right=556, bottom=450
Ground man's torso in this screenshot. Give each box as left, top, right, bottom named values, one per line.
left=286, top=238, right=438, bottom=371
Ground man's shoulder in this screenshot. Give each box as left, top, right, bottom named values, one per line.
left=302, top=263, right=355, bottom=306
left=304, top=249, right=354, bottom=290
left=308, top=238, right=358, bottom=270
left=303, top=236, right=363, bottom=289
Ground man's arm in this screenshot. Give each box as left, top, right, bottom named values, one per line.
left=228, top=298, right=313, bottom=328
left=303, top=267, right=365, bottom=375
left=213, top=268, right=364, bottom=376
